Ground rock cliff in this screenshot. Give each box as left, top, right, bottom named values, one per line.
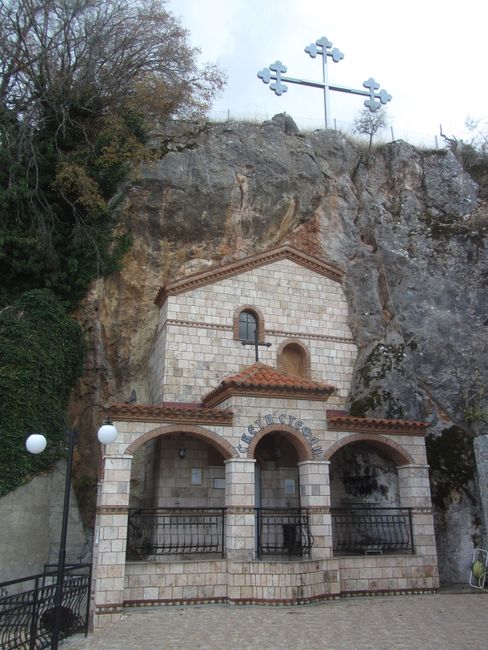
left=75, top=114, right=488, bottom=582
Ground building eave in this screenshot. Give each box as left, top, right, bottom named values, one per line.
left=203, top=385, right=335, bottom=409
left=109, top=403, right=233, bottom=426
left=326, top=411, right=428, bottom=436
left=155, top=244, right=344, bottom=307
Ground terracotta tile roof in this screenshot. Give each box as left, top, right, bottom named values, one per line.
left=155, top=244, right=344, bottom=306
left=203, top=363, right=335, bottom=408
left=326, top=410, right=428, bottom=436
left=108, top=403, right=233, bottom=425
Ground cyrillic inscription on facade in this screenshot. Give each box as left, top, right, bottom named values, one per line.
left=237, top=413, right=323, bottom=457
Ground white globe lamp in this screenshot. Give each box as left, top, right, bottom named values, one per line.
left=97, top=422, right=118, bottom=445
left=26, top=433, right=47, bottom=454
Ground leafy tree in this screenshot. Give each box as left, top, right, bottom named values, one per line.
left=0, top=1, right=225, bottom=496
left=0, top=0, right=225, bottom=307
left=353, top=107, right=389, bottom=152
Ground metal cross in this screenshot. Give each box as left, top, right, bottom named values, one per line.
left=241, top=337, right=272, bottom=362
left=258, top=35, right=392, bottom=129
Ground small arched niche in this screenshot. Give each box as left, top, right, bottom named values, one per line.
left=277, top=340, right=310, bottom=377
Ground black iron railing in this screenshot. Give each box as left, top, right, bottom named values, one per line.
left=256, top=508, right=313, bottom=559
left=331, top=507, right=414, bottom=554
left=0, top=563, right=91, bottom=650
left=127, top=508, right=225, bottom=559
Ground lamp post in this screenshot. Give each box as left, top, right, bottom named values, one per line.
left=26, top=403, right=118, bottom=650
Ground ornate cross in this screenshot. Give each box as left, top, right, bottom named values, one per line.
left=258, top=35, right=392, bottom=128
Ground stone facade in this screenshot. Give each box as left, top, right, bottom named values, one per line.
left=91, top=246, right=439, bottom=628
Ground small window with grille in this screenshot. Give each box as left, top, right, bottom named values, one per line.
left=238, top=310, right=257, bottom=342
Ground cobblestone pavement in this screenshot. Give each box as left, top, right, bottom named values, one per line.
left=64, top=591, right=488, bottom=650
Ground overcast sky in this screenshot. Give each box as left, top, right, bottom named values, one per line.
left=169, top=0, right=486, bottom=145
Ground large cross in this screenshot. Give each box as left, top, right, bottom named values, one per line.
left=258, top=35, right=391, bottom=129
left=241, top=337, right=272, bottom=362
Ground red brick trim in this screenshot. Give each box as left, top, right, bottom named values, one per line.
left=276, top=338, right=311, bottom=378
left=124, top=588, right=437, bottom=610
left=125, top=423, right=238, bottom=459
left=324, top=433, right=415, bottom=466
left=123, top=594, right=340, bottom=608
left=109, top=403, right=233, bottom=426
left=163, top=318, right=354, bottom=344
left=95, top=604, right=124, bottom=613
left=269, top=329, right=354, bottom=344
left=96, top=505, right=129, bottom=515
left=225, top=507, right=255, bottom=514
left=246, top=424, right=314, bottom=463
left=233, top=305, right=265, bottom=342
left=155, top=245, right=344, bottom=306
left=124, top=598, right=227, bottom=608
left=338, top=588, right=438, bottom=598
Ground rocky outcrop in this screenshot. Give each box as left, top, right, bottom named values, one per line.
left=76, top=113, right=488, bottom=582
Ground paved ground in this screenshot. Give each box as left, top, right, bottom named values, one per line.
left=64, top=589, right=488, bottom=650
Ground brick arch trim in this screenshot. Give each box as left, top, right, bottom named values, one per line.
left=276, top=338, right=311, bottom=377
left=246, top=424, right=314, bottom=462
left=324, top=433, right=415, bottom=466
left=233, top=305, right=265, bottom=343
left=125, top=424, right=238, bottom=459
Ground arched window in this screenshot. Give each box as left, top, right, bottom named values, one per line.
left=233, top=306, right=265, bottom=342
left=239, top=310, right=257, bottom=342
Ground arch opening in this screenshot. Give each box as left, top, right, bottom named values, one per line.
left=329, top=441, right=400, bottom=508
left=126, top=426, right=231, bottom=561
left=254, top=432, right=300, bottom=509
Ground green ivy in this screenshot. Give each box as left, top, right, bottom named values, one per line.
left=0, top=289, right=84, bottom=496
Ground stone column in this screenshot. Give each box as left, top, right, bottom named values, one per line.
left=224, top=458, right=256, bottom=561
left=298, top=460, right=332, bottom=559
left=398, top=464, right=432, bottom=509
left=474, top=435, right=488, bottom=547
left=398, top=464, right=439, bottom=587
left=92, top=453, right=132, bottom=628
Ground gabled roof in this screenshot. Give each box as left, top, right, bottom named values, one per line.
left=155, top=244, right=344, bottom=307
left=203, top=362, right=335, bottom=408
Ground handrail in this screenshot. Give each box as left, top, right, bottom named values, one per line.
left=0, top=563, right=91, bottom=650
left=127, top=507, right=225, bottom=559
left=255, top=507, right=313, bottom=559
left=331, top=506, right=414, bottom=554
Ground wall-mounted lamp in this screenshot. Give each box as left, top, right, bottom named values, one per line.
left=178, top=448, right=187, bottom=460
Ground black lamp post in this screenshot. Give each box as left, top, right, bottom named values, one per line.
left=26, top=403, right=118, bottom=649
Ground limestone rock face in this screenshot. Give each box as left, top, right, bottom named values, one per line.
left=77, top=115, right=488, bottom=582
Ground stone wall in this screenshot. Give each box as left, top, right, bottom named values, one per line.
left=122, top=556, right=438, bottom=609
left=151, top=258, right=356, bottom=406
left=0, top=461, right=88, bottom=584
